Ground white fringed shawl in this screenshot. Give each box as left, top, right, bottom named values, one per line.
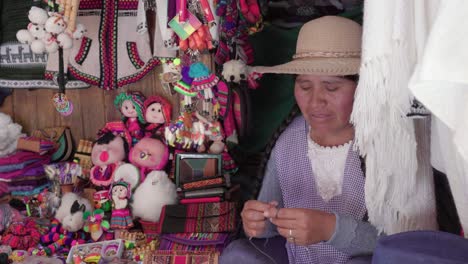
left=409, top=0, right=468, bottom=236
left=351, top=0, right=437, bottom=234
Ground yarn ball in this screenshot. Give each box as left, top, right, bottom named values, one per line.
left=188, top=62, right=210, bottom=78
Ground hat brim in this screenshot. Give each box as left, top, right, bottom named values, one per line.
left=253, top=57, right=361, bottom=76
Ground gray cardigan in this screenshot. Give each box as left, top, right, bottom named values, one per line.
left=257, top=149, right=383, bottom=257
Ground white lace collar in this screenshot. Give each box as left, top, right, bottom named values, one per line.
left=307, top=132, right=352, bottom=202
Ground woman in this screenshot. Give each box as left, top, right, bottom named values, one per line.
left=220, top=16, right=379, bottom=264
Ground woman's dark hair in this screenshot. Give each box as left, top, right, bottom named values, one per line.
left=343, top=74, right=359, bottom=83
left=252, top=104, right=301, bottom=199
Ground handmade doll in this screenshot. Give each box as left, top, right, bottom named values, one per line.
left=90, top=132, right=129, bottom=187
left=143, top=95, right=172, bottom=137
left=129, top=137, right=169, bottom=181
left=110, top=181, right=133, bottom=230
left=114, top=91, right=146, bottom=146
left=109, top=163, right=140, bottom=230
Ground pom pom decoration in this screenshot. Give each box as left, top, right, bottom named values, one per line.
left=16, top=29, right=33, bottom=44
left=16, top=7, right=85, bottom=54
left=28, top=6, right=49, bottom=25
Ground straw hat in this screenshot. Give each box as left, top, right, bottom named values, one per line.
left=254, top=16, right=362, bottom=75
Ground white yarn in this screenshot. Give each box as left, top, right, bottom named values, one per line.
left=409, top=0, right=468, bottom=236
left=351, top=0, right=437, bottom=234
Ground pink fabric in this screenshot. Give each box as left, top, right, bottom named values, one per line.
left=0, top=151, right=46, bottom=165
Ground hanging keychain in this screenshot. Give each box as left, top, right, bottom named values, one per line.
left=51, top=0, right=75, bottom=116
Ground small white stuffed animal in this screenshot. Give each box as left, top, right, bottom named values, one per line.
left=131, top=170, right=177, bottom=222
left=72, top=23, right=87, bottom=40
left=28, top=6, right=49, bottom=25
left=55, top=192, right=92, bottom=232
left=0, top=112, right=25, bottom=157
left=222, top=59, right=248, bottom=83
left=45, top=14, right=67, bottom=34
left=28, top=23, right=47, bottom=40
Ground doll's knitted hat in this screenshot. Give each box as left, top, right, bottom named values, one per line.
left=189, top=62, right=219, bottom=91
left=143, top=96, right=172, bottom=123
left=173, top=66, right=197, bottom=97
left=114, top=91, right=146, bottom=123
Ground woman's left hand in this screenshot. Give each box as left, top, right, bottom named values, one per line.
left=264, top=207, right=336, bottom=246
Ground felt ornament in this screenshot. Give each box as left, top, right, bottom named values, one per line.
left=83, top=209, right=110, bottom=242
left=189, top=62, right=220, bottom=116
left=129, top=137, right=169, bottom=180
left=131, top=170, right=177, bottom=222
left=173, top=66, right=197, bottom=109
left=90, top=132, right=129, bottom=187
left=144, top=96, right=173, bottom=137
left=114, top=91, right=147, bottom=146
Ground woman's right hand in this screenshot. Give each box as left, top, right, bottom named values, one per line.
left=241, top=200, right=278, bottom=237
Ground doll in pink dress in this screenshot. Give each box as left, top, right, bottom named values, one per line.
left=143, top=95, right=172, bottom=138
left=114, top=91, right=146, bottom=146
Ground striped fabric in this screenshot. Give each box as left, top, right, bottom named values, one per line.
left=273, top=116, right=367, bottom=264
left=111, top=209, right=134, bottom=229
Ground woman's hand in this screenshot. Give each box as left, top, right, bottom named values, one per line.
left=264, top=207, right=336, bottom=246
left=241, top=200, right=278, bottom=238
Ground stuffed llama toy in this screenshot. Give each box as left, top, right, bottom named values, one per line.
left=131, top=170, right=177, bottom=222
left=0, top=112, right=25, bottom=157
left=39, top=192, right=92, bottom=256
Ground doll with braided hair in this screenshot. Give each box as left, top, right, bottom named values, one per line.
left=114, top=91, right=146, bottom=146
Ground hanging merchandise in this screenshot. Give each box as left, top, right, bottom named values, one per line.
left=169, top=0, right=219, bottom=54
left=215, top=0, right=260, bottom=66
left=46, top=0, right=159, bottom=90
left=189, top=62, right=219, bottom=117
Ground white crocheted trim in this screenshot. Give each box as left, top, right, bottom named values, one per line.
left=307, top=134, right=352, bottom=202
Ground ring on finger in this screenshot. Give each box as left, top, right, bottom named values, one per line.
left=288, top=229, right=295, bottom=242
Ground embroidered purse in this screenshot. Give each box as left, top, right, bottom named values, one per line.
left=159, top=202, right=237, bottom=233
left=31, top=126, right=74, bottom=162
